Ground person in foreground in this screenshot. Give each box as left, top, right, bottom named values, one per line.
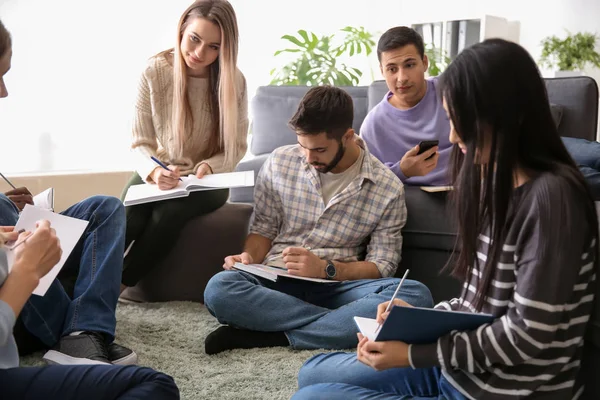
left=120, top=0, right=248, bottom=293
left=293, top=39, right=599, bottom=400
left=0, top=20, right=137, bottom=367
left=0, top=224, right=180, bottom=399
left=203, top=86, right=433, bottom=355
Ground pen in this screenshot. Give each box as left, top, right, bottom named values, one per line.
left=0, top=172, right=16, bottom=190
left=150, top=156, right=183, bottom=182
left=374, top=269, right=409, bottom=335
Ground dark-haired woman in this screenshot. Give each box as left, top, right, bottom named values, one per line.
left=293, top=38, right=598, bottom=400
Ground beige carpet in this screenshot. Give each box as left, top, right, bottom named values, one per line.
left=21, top=301, right=327, bottom=399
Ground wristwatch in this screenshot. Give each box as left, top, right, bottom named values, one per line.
left=325, top=260, right=337, bottom=280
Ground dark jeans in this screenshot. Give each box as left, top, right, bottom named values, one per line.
left=562, top=137, right=600, bottom=199
left=0, top=364, right=179, bottom=400
left=121, top=173, right=229, bottom=287
left=0, top=194, right=124, bottom=353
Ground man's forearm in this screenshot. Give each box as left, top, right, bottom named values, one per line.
left=332, top=261, right=381, bottom=281
left=243, top=233, right=273, bottom=264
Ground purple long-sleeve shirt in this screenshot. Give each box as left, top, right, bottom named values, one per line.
left=360, top=78, right=452, bottom=186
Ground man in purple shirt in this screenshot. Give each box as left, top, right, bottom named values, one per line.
left=361, top=26, right=452, bottom=186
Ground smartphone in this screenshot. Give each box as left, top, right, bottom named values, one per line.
left=417, top=140, right=439, bottom=160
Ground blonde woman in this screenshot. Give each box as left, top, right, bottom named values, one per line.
left=121, top=0, right=248, bottom=291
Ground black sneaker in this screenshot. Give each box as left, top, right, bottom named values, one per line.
left=108, top=342, right=138, bottom=365
left=43, top=332, right=110, bottom=365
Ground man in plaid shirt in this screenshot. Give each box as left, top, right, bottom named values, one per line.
left=204, top=86, right=432, bottom=354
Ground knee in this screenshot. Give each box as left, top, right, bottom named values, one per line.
left=0, top=193, right=19, bottom=224
left=297, top=354, right=329, bottom=389
left=133, top=367, right=180, bottom=398
left=203, top=271, right=243, bottom=315
left=85, top=195, right=125, bottom=216
left=406, top=280, right=434, bottom=308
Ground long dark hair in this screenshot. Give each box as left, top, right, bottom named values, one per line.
left=439, top=38, right=598, bottom=311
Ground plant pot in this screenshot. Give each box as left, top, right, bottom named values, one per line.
left=554, top=70, right=583, bottom=78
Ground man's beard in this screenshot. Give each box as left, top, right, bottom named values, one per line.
left=312, top=140, right=346, bottom=173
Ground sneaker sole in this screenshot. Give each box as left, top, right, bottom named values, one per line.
left=111, top=351, right=138, bottom=366
left=43, top=350, right=111, bottom=366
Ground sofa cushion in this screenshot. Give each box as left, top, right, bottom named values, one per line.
left=250, top=85, right=369, bottom=155
left=545, top=77, right=599, bottom=141
left=550, top=103, right=564, bottom=127
left=403, top=186, right=457, bottom=252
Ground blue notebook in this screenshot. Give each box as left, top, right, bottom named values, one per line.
left=354, top=306, right=494, bottom=344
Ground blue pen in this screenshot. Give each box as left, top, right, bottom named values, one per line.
left=151, top=156, right=182, bottom=181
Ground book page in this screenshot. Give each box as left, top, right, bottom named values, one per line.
left=420, top=186, right=453, bottom=193
left=123, top=182, right=188, bottom=206
left=184, top=170, right=254, bottom=189
left=6, top=204, right=88, bottom=296
left=33, top=187, right=54, bottom=211
left=234, top=262, right=331, bottom=283
left=354, top=316, right=379, bottom=341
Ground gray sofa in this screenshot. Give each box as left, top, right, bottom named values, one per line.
left=122, top=77, right=600, bottom=398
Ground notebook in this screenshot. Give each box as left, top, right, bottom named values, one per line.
left=354, top=305, right=494, bottom=343
left=33, top=187, right=55, bottom=211
left=233, top=263, right=332, bottom=284
left=123, top=170, right=255, bottom=206
left=6, top=204, right=88, bottom=296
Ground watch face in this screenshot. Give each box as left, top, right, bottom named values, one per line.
left=326, top=263, right=336, bottom=278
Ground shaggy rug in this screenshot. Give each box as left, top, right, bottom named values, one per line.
left=20, top=301, right=329, bottom=399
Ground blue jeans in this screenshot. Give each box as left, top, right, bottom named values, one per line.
left=562, top=137, right=600, bottom=199
left=204, top=270, right=433, bottom=349
left=293, top=352, right=465, bottom=400
left=0, top=364, right=179, bottom=399
left=0, top=194, right=125, bottom=345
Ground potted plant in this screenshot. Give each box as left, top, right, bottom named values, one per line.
left=269, top=26, right=375, bottom=86
left=425, top=43, right=451, bottom=77
left=538, top=31, right=600, bottom=77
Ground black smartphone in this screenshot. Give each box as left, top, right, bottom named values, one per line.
left=417, top=140, right=439, bottom=160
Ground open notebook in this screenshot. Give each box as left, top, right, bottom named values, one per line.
left=6, top=204, right=88, bottom=296
left=123, top=171, right=255, bottom=206
left=233, top=263, right=332, bottom=284
left=354, top=305, right=494, bottom=343
left=33, top=187, right=55, bottom=211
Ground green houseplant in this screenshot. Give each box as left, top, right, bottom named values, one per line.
left=425, top=43, right=451, bottom=76
left=538, top=31, right=600, bottom=73
left=269, top=26, right=375, bottom=86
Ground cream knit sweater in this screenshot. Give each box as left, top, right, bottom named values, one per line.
left=131, top=55, right=248, bottom=181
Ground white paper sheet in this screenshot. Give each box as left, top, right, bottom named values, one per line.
left=6, top=204, right=88, bottom=296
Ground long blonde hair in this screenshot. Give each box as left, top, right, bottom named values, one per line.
left=160, top=0, right=240, bottom=168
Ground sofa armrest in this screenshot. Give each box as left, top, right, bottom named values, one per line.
left=121, top=202, right=254, bottom=303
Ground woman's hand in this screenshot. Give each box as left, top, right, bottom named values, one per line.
left=195, top=163, right=212, bottom=179
left=151, top=165, right=181, bottom=190
left=356, top=333, right=410, bottom=371
left=12, top=220, right=62, bottom=280
left=376, top=298, right=412, bottom=324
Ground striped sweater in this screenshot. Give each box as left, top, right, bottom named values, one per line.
left=410, top=172, right=598, bottom=399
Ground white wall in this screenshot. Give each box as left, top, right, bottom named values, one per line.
left=0, top=0, right=598, bottom=176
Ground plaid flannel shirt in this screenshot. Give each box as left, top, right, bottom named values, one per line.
left=249, top=143, right=407, bottom=277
